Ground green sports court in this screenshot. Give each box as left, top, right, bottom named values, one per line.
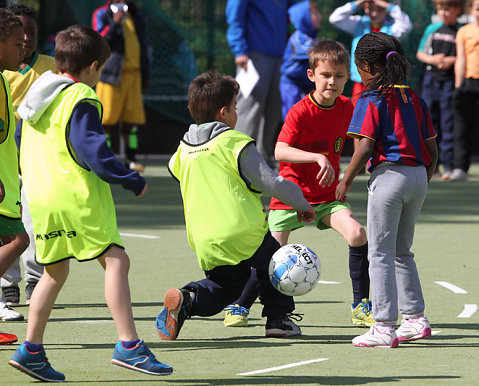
left=2, top=160, right=478, bottom=384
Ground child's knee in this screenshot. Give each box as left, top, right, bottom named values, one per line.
left=347, top=226, right=367, bottom=247
left=14, top=231, right=30, bottom=254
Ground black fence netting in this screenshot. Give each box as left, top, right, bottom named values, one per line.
left=37, top=0, right=438, bottom=125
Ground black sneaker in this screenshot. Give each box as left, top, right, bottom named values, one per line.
left=265, top=313, right=302, bottom=337
left=1, top=286, right=20, bottom=306
left=155, top=288, right=192, bottom=340
left=25, top=282, right=37, bottom=305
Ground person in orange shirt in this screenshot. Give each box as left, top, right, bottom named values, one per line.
left=450, top=0, right=479, bottom=181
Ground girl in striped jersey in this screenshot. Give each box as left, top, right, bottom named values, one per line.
left=336, top=32, right=438, bottom=348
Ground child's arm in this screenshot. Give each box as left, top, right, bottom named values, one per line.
left=275, top=142, right=335, bottom=188
left=69, top=102, right=146, bottom=197
left=336, top=137, right=374, bottom=202
left=455, top=40, right=466, bottom=88
left=240, top=143, right=316, bottom=222
left=416, top=50, right=446, bottom=67
left=385, top=0, right=413, bottom=38
left=328, top=1, right=362, bottom=35
left=425, top=138, right=439, bottom=182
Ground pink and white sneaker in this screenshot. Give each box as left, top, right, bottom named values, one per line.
left=396, top=317, right=431, bottom=342
left=352, top=324, right=399, bottom=348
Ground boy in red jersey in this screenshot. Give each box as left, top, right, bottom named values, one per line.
left=225, top=40, right=373, bottom=331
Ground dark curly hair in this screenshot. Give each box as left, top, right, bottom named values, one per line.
left=354, top=32, right=411, bottom=97
left=7, top=3, right=37, bottom=20
left=0, top=8, right=23, bottom=42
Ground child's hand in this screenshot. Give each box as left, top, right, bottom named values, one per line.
left=315, top=155, right=335, bottom=187
left=297, top=207, right=316, bottom=223
left=430, top=53, right=446, bottom=66
left=136, top=184, right=148, bottom=198
left=355, top=0, right=369, bottom=9
left=437, top=56, right=455, bottom=70
left=335, top=180, right=350, bottom=203
left=0, top=179, right=4, bottom=204
left=373, top=0, right=391, bottom=10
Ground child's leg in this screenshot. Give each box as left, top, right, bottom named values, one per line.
left=26, top=259, right=69, bottom=343
left=271, top=230, right=290, bottom=247
left=98, top=246, right=138, bottom=341
left=0, top=231, right=29, bottom=276
left=395, top=168, right=428, bottom=318
left=323, top=209, right=369, bottom=305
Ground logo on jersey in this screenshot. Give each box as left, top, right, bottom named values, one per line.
left=35, top=230, right=77, bottom=241
left=334, top=137, right=344, bottom=154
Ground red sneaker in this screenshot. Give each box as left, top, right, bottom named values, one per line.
left=0, top=331, right=18, bottom=345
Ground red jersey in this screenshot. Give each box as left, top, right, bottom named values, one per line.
left=270, top=93, right=354, bottom=210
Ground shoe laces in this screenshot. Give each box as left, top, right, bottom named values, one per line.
left=359, top=300, right=372, bottom=315
left=285, top=313, right=303, bottom=322
left=224, top=304, right=249, bottom=316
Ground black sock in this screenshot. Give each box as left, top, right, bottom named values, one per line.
left=349, top=242, right=369, bottom=307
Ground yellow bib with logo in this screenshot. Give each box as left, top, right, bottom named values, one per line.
left=169, top=129, right=268, bottom=271
left=20, top=82, right=122, bottom=264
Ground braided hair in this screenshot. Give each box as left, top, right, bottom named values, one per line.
left=354, top=32, right=410, bottom=97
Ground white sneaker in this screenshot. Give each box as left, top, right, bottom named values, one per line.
left=396, top=316, right=431, bottom=342
left=0, top=303, right=24, bottom=321
left=352, top=324, right=399, bottom=348
left=449, top=168, right=467, bottom=181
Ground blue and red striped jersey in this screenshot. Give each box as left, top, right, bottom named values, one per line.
left=348, top=86, right=437, bottom=172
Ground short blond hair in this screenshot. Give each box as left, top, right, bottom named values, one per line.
left=308, top=39, right=350, bottom=71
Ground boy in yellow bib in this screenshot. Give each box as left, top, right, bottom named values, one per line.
left=8, top=25, right=172, bottom=382
left=156, top=71, right=316, bottom=341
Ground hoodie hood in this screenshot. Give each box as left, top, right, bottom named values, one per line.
left=183, top=121, right=231, bottom=145
left=289, top=1, right=316, bottom=38
left=17, top=71, right=75, bottom=125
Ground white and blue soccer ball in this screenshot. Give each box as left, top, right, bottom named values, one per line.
left=269, top=243, right=321, bottom=296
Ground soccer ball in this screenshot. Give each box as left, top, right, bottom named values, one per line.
left=269, top=243, right=321, bottom=296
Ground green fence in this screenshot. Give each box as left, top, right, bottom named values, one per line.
left=36, top=0, right=438, bottom=124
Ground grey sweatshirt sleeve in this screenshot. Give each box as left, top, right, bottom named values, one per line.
left=239, top=142, right=311, bottom=212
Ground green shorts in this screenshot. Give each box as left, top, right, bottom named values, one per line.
left=0, top=215, right=25, bottom=235
left=268, top=201, right=351, bottom=231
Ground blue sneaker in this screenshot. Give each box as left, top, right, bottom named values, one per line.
left=156, top=288, right=192, bottom=340
left=8, top=343, right=65, bottom=382
left=111, top=340, right=173, bottom=376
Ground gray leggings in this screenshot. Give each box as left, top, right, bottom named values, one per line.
left=367, top=164, right=427, bottom=324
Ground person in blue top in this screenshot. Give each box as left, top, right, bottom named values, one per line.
left=279, top=0, right=321, bottom=120
left=416, top=0, right=464, bottom=180
left=329, top=0, right=412, bottom=105
left=226, top=0, right=295, bottom=167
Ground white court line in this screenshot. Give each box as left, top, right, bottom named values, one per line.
left=432, top=330, right=441, bottom=336
left=458, top=304, right=478, bottom=318
left=435, top=281, right=467, bottom=294
left=317, top=280, right=340, bottom=285
left=238, top=358, right=329, bottom=376
left=120, top=232, right=159, bottom=239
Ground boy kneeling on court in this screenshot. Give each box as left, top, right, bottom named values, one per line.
left=155, top=71, right=316, bottom=340
left=8, top=25, right=172, bottom=382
